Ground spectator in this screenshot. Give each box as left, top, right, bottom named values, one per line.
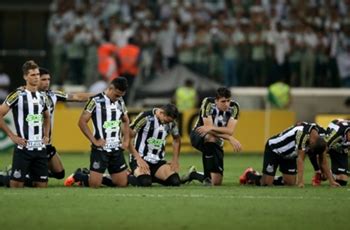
left=0, top=63, right=10, bottom=103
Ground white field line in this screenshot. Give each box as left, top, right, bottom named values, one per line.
left=2, top=192, right=350, bottom=200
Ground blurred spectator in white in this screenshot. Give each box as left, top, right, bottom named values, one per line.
left=139, top=22, right=157, bottom=83
left=156, top=20, right=177, bottom=70
left=300, top=24, right=317, bottom=87
left=176, top=25, right=195, bottom=71
left=110, top=22, right=134, bottom=48
left=267, top=22, right=290, bottom=84
left=0, top=63, right=10, bottom=103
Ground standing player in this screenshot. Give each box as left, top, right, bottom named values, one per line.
left=183, top=87, right=241, bottom=186
left=239, top=122, right=340, bottom=187
left=0, top=60, right=50, bottom=188
left=65, top=77, right=130, bottom=188
left=128, top=103, right=181, bottom=186
left=324, top=119, right=350, bottom=186
left=38, top=67, right=92, bottom=180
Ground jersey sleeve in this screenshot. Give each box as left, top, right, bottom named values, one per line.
left=296, top=129, right=308, bottom=150
left=3, top=90, right=20, bottom=108
left=130, top=111, right=147, bottom=133
left=171, top=121, right=180, bottom=137
left=230, top=101, right=240, bottom=120
left=200, top=97, right=213, bottom=118
left=53, top=90, right=68, bottom=102
left=84, top=98, right=96, bottom=113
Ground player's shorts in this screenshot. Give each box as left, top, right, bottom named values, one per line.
left=262, top=143, right=297, bottom=176
left=190, top=129, right=205, bottom=152
left=11, top=147, right=48, bottom=182
left=129, top=159, right=167, bottom=177
left=46, top=144, right=57, bottom=160
left=328, top=149, right=349, bottom=175
left=90, top=147, right=127, bottom=174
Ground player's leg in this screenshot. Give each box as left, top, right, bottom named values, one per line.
left=329, top=150, right=348, bottom=186
left=108, top=150, right=128, bottom=187
left=187, top=130, right=207, bottom=183
left=260, top=144, right=279, bottom=186
left=280, top=158, right=297, bottom=186
left=31, top=149, right=49, bottom=188
left=128, top=159, right=152, bottom=187
left=154, top=162, right=181, bottom=186
left=88, top=149, right=108, bottom=188
left=47, top=145, right=65, bottom=179
left=9, top=148, right=31, bottom=188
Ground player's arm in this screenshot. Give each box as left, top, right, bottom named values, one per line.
left=128, top=129, right=150, bottom=173
left=296, top=150, right=306, bottom=188
left=215, top=132, right=242, bottom=152
left=67, top=92, right=94, bottom=102
left=170, top=134, right=181, bottom=172
left=319, top=149, right=340, bottom=187
left=42, top=110, right=50, bottom=145
left=198, top=117, right=237, bottom=136
left=78, top=111, right=105, bottom=147
left=121, top=114, right=130, bottom=150
left=0, top=103, right=26, bottom=146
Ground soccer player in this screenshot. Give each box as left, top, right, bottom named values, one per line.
left=65, top=103, right=181, bottom=187
left=183, top=87, right=241, bottom=186
left=65, top=77, right=130, bottom=188
left=324, top=119, right=350, bottom=186
left=38, top=67, right=92, bottom=181
left=128, top=103, right=181, bottom=186
left=239, top=122, right=340, bottom=187
left=0, top=60, right=50, bottom=188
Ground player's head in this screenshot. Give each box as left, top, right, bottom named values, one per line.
left=22, top=60, right=40, bottom=87
left=158, top=104, right=179, bottom=124
left=38, top=67, right=51, bottom=91
left=107, top=76, right=128, bottom=102
left=215, top=87, right=231, bottom=111
left=309, top=129, right=327, bottom=156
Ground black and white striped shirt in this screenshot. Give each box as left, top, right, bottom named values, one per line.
left=325, top=119, right=350, bottom=154
left=130, top=109, right=180, bottom=164
left=193, top=97, right=239, bottom=129
left=268, top=122, right=318, bottom=159
left=4, top=88, right=48, bottom=150
left=84, top=92, right=127, bottom=152
left=45, top=90, right=68, bottom=140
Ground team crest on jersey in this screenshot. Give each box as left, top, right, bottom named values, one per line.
left=13, top=169, right=22, bottom=179
left=266, top=164, right=274, bottom=173
left=92, top=161, right=100, bottom=169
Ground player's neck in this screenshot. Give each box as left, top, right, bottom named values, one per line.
left=25, top=84, right=37, bottom=92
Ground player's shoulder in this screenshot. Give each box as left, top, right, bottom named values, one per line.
left=229, top=99, right=240, bottom=108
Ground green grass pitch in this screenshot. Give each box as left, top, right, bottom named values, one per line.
left=0, top=152, right=349, bottom=230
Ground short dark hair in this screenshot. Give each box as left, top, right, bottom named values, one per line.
left=216, top=87, right=231, bottom=99
left=22, top=60, right=39, bottom=75
left=39, top=67, right=50, bottom=76
left=110, top=77, right=128, bottom=92
left=310, top=137, right=327, bottom=156
left=161, top=104, right=179, bottom=119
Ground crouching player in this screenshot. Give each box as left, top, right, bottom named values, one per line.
left=239, top=122, right=340, bottom=187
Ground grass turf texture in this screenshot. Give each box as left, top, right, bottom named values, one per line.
left=0, top=152, right=349, bottom=230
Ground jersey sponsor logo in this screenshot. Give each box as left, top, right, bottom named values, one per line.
left=147, top=137, right=165, bottom=150
left=26, top=114, right=43, bottom=125
left=103, top=120, right=121, bottom=131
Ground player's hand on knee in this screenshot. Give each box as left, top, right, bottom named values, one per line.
left=136, top=158, right=150, bottom=174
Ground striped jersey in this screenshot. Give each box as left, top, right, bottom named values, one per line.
left=193, top=97, right=240, bottom=129
left=267, top=122, right=319, bottom=159
left=84, top=92, right=127, bottom=152
left=45, top=90, right=68, bottom=140
left=130, top=109, right=180, bottom=164
left=325, top=119, right=350, bottom=154
left=4, top=88, right=48, bottom=150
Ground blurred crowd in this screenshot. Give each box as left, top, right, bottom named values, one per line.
left=48, top=0, right=350, bottom=88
